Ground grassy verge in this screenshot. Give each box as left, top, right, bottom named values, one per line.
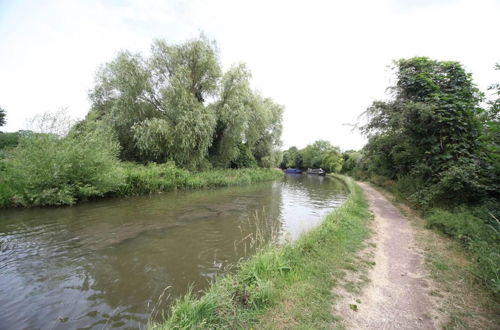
left=151, top=175, right=372, bottom=329
left=373, top=187, right=500, bottom=329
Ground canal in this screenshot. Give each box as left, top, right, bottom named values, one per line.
left=0, top=174, right=347, bottom=329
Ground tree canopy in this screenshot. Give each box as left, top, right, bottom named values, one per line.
left=358, top=57, right=498, bottom=206
left=86, top=36, right=283, bottom=169
left=0, top=107, right=6, bottom=127
left=280, top=140, right=343, bottom=173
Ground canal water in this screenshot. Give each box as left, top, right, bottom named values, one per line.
left=0, top=174, right=347, bottom=329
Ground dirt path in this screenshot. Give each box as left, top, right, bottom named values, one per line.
left=336, top=182, right=437, bottom=329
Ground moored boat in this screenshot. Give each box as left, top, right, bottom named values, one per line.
left=285, top=168, right=302, bottom=174
left=306, top=168, right=326, bottom=175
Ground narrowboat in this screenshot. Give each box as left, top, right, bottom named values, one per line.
left=306, top=168, right=326, bottom=175
left=284, top=168, right=302, bottom=174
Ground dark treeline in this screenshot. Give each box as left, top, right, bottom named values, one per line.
left=0, top=36, right=284, bottom=208
left=280, top=140, right=343, bottom=173
left=345, top=57, right=499, bottom=296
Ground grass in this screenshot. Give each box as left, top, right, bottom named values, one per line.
left=150, top=175, right=373, bottom=329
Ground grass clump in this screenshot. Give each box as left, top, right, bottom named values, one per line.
left=151, top=176, right=372, bottom=329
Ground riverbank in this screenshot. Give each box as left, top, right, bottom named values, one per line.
left=151, top=175, right=373, bottom=329
left=0, top=162, right=283, bottom=208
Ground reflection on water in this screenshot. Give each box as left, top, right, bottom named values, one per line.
left=0, top=174, right=347, bottom=329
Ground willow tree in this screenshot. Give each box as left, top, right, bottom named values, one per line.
left=88, top=36, right=220, bottom=168
left=88, top=35, right=283, bottom=169
left=209, top=64, right=253, bottom=167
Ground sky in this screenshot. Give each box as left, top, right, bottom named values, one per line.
left=0, top=0, right=499, bottom=151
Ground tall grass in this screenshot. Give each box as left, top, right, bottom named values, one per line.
left=151, top=176, right=372, bottom=329
left=0, top=152, right=282, bottom=208
left=117, top=162, right=283, bottom=196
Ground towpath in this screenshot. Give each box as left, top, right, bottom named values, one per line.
left=336, top=182, right=437, bottom=329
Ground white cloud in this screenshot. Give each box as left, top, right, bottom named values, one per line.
left=1, top=0, right=499, bottom=151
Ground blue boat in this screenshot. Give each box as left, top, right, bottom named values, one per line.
left=285, top=168, right=302, bottom=174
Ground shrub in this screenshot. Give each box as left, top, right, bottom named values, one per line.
left=1, top=126, right=123, bottom=207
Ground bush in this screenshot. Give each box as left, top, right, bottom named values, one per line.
left=0, top=127, right=123, bottom=207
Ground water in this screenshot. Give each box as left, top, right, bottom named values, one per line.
left=0, top=174, right=347, bottom=329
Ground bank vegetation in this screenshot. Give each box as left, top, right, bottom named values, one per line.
left=343, top=58, right=499, bottom=298
left=0, top=35, right=284, bottom=208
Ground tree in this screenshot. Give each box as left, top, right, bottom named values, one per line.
left=88, top=36, right=221, bottom=168
left=341, top=150, right=361, bottom=174
left=360, top=57, right=489, bottom=205
left=292, top=140, right=343, bottom=173
left=209, top=64, right=253, bottom=167
left=0, top=107, right=6, bottom=127
left=280, top=146, right=302, bottom=168
left=87, top=36, right=283, bottom=169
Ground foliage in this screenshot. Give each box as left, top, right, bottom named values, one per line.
left=359, top=57, right=495, bottom=207
left=426, top=207, right=500, bottom=297
left=87, top=36, right=283, bottom=169
left=0, top=106, right=6, bottom=127
left=0, top=131, right=25, bottom=153
left=280, top=140, right=343, bottom=173
left=210, top=64, right=253, bottom=167
left=341, top=150, right=361, bottom=174
left=152, top=177, right=371, bottom=329
left=0, top=151, right=281, bottom=208
left=0, top=122, right=123, bottom=207
left=480, top=63, right=500, bottom=189
left=118, top=162, right=282, bottom=196
left=280, top=146, right=302, bottom=169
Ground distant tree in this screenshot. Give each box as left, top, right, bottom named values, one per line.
left=341, top=150, right=361, bottom=173
left=0, top=107, right=6, bottom=127
left=280, top=146, right=302, bottom=168
left=298, top=140, right=343, bottom=173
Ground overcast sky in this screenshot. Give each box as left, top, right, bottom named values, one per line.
left=1, top=0, right=499, bottom=150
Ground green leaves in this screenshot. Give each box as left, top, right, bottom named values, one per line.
left=87, top=36, right=283, bottom=169
left=359, top=57, right=495, bottom=206
left=281, top=141, right=343, bottom=173
left=0, top=106, right=6, bottom=127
